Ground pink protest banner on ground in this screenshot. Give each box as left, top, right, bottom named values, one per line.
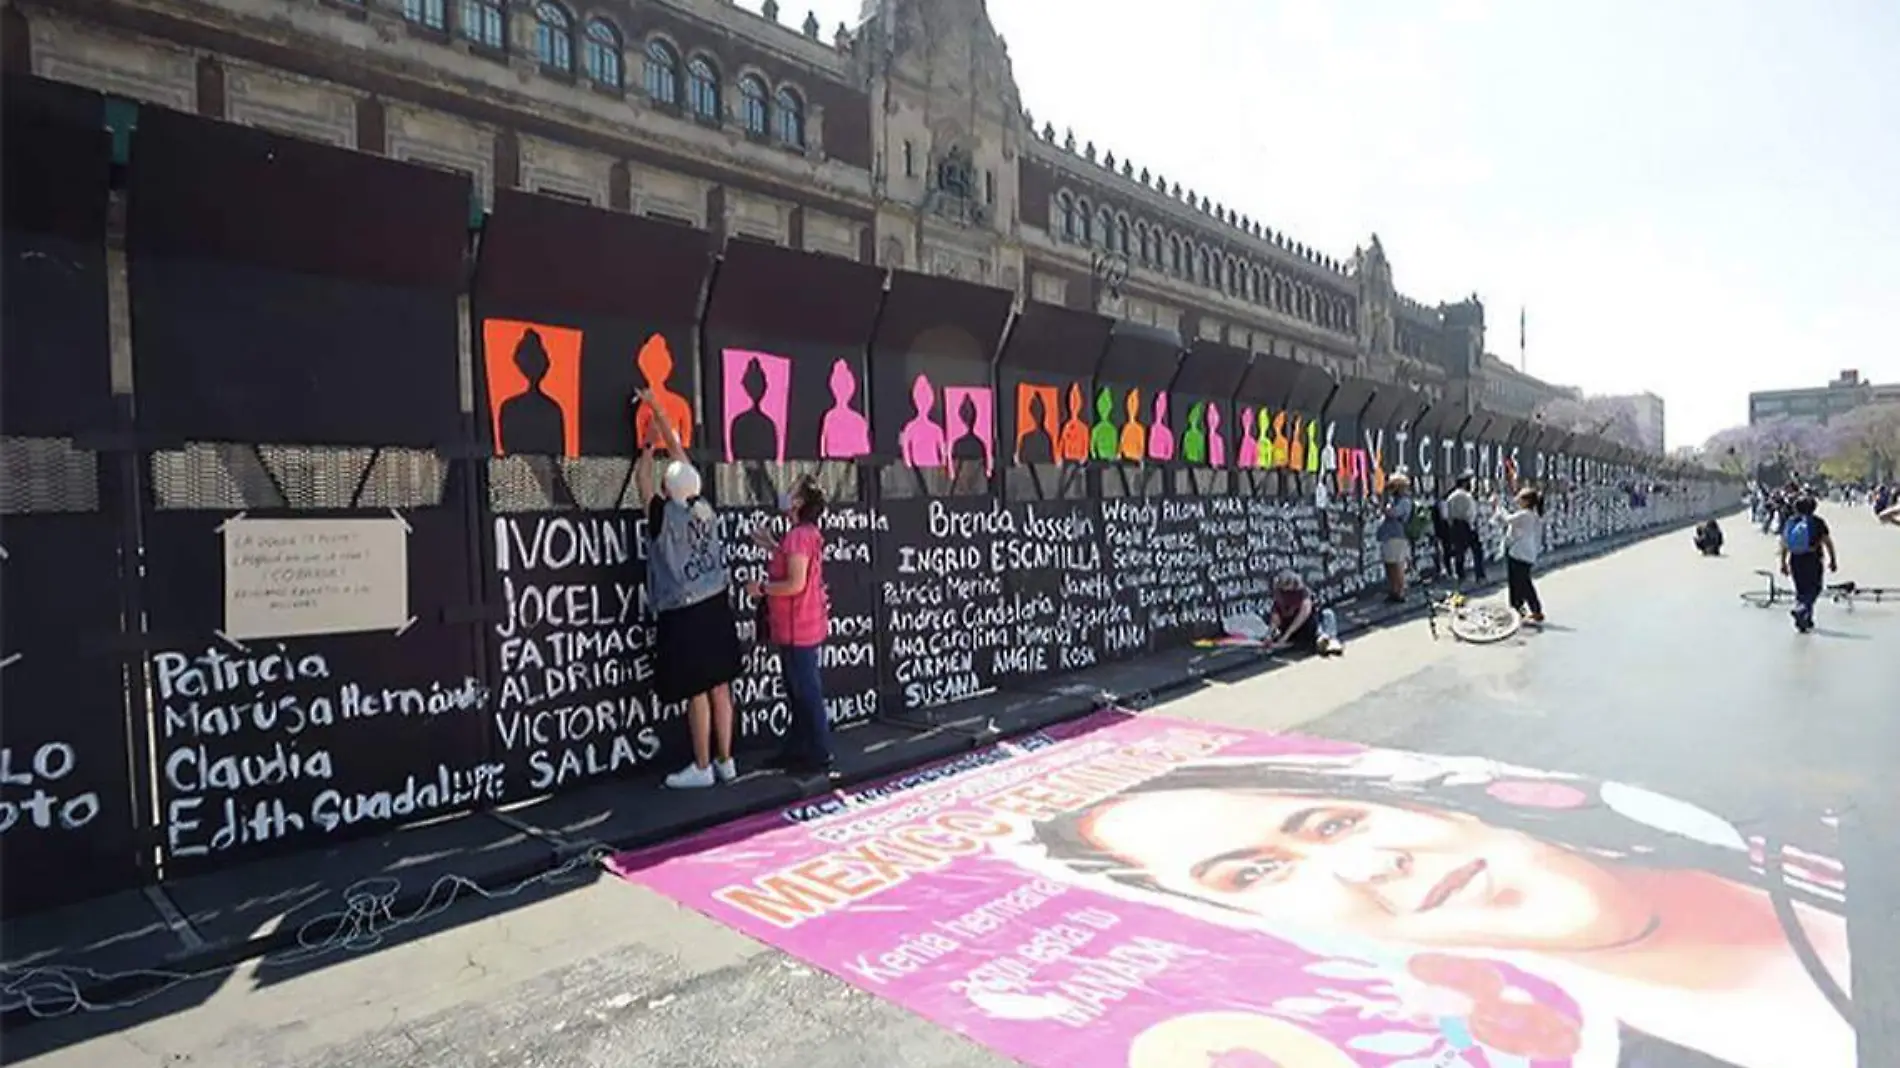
left=611, top=712, right=1853, bottom=1068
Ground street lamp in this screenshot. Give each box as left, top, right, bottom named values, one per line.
left=1089, top=247, right=1131, bottom=311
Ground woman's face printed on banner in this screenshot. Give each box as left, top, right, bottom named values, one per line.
left=1077, top=788, right=1649, bottom=951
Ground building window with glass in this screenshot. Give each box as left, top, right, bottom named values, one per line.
left=739, top=75, right=768, bottom=135
left=582, top=19, right=622, bottom=87
left=774, top=88, right=804, bottom=147
left=534, top=3, right=572, bottom=71
left=687, top=57, right=721, bottom=120
left=403, top=0, right=447, bottom=30
left=459, top=0, right=504, bottom=49
left=644, top=39, right=680, bottom=104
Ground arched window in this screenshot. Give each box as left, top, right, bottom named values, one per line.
left=459, top=0, right=504, bottom=48
left=1196, top=247, right=1210, bottom=285
left=534, top=3, right=573, bottom=72
left=1058, top=194, right=1077, bottom=241
left=1168, top=235, right=1182, bottom=274
left=1077, top=200, right=1093, bottom=245
left=738, top=75, right=768, bottom=135
left=774, top=87, right=805, bottom=147
left=1223, top=257, right=1236, bottom=293
left=1248, top=267, right=1261, bottom=302
left=1136, top=224, right=1151, bottom=265
left=403, top=0, right=446, bottom=31
left=644, top=39, right=680, bottom=105
left=1096, top=207, right=1114, bottom=250
left=1116, top=215, right=1131, bottom=256
left=687, top=57, right=720, bottom=119
left=583, top=19, right=622, bottom=87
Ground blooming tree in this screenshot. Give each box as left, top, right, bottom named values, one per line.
left=1823, top=402, right=1900, bottom=482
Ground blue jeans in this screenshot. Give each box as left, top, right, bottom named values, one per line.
left=781, top=644, right=833, bottom=765
left=1790, top=554, right=1823, bottom=621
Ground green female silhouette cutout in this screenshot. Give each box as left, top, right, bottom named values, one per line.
left=1183, top=401, right=1208, bottom=464
left=1305, top=416, right=1321, bottom=472
left=1090, top=387, right=1120, bottom=460
left=1256, top=407, right=1274, bottom=467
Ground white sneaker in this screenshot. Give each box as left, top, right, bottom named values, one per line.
left=665, top=763, right=716, bottom=789
left=713, top=758, right=737, bottom=783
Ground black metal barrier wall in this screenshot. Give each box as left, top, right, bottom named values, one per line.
left=0, top=83, right=1745, bottom=913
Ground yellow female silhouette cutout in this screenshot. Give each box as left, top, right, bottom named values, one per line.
left=1271, top=411, right=1291, bottom=469
left=1119, top=388, right=1147, bottom=460
left=1305, top=417, right=1321, bottom=472
left=1255, top=408, right=1273, bottom=467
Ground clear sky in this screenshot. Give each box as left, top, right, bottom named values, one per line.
left=791, top=0, right=1900, bottom=447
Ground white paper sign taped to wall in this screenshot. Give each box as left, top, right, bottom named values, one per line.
left=222, top=517, right=411, bottom=640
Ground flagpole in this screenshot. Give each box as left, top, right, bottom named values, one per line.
left=1519, top=306, right=1526, bottom=373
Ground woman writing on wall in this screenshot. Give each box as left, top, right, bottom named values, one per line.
left=1497, top=485, right=1548, bottom=624
left=634, top=388, right=744, bottom=789
left=1018, top=750, right=1851, bottom=1068
left=747, top=475, right=836, bottom=778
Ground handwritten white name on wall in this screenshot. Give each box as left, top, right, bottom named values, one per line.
left=223, top=517, right=411, bottom=640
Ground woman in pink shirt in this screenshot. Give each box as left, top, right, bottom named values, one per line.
left=745, top=476, right=835, bottom=777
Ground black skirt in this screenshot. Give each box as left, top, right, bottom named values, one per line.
left=653, top=591, right=744, bottom=703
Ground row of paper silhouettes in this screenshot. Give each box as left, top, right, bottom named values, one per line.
left=488, top=324, right=1372, bottom=475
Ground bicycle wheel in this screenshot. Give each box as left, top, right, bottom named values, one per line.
left=1451, top=603, right=1522, bottom=644
left=1740, top=590, right=1779, bottom=608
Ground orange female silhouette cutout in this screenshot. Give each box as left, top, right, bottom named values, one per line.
left=1118, top=388, right=1147, bottom=460
left=1056, top=383, right=1091, bottom=462
left=1014, top=383, right=1059, bottom=464
left=1271, top=411, right=1292, bottom=469
left=1287, top=413, right=1306, bottom=470
left=484, top=319, right=581, bottom=458
left=633, top=334, right=693, bottom=450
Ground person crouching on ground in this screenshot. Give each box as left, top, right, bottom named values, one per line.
left=634, top=390, right=744, bottom=789
left=1266, top=571, right=1342, bottom=656
left=1496, top=486, right=1547, bottom=625
left=1779, top=495, right=1838, bottom=633
left=1377, top=473, right=1416, bottom=602
left=747, top=476, right=838, bottom=778
left=1694, top=517, right=1724, bottom=556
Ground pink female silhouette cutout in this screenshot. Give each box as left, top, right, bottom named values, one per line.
left=1207, top=404, right=1226, bottom=467
left=944, top=386, right=994, bottom=475
left=722, top=348, right=790, bottom=462
left=818, top=358, right=871, bottom=459
left=1238, top=405, right=1258, bottom=468
left=1148, top=391, right=1176, bottom=461
left=898, top=373, right=948, bottom=468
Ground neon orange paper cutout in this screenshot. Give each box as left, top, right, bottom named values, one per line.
left=1119, top=389, right=1147, bottom=460
left=1287, top=414, right=1306, bottom=470
left=633, top=334, right=694, bottom=450
left=1271, top=411, right=1291, bottom=469
left=1057, top=383, right=1091, bottom=462
left=1014, top=383, right=1060, bottom=464
left=484, top=319, right=581, bottom=458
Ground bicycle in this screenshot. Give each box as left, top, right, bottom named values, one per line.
left=1740, top=569, right=1792, bottom=608
left=1426, top=587, right=1523, bottom=644
left=1826, top=580, right=1899, bottom=610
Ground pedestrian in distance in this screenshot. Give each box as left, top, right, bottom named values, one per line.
left=1495, top=486, right=1547, bottom=625
left=1779, top=496, right=1838, bottom=633
left=633, top=389, right=744, bottom=789
left=1377, top=473, right=1416, bottom=603
left=747, top=475, right=839, bottom=779
left=1442, top=471, right=1486, bottom=584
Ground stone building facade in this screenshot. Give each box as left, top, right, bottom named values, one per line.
left=4, top=0, right=1574, bottom=411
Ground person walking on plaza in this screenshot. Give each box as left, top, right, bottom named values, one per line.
left=1442, top=471, right=1485, bottom=584
left=634, top=389, right=744, bottom=789
left=1779, top=495, right=1838, bottom=633
left=1496, top=486, right=1547, bottom=625
left=1377, top=473, right=1416, bottom=602
left=748, top=475, right=838, bottom=778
